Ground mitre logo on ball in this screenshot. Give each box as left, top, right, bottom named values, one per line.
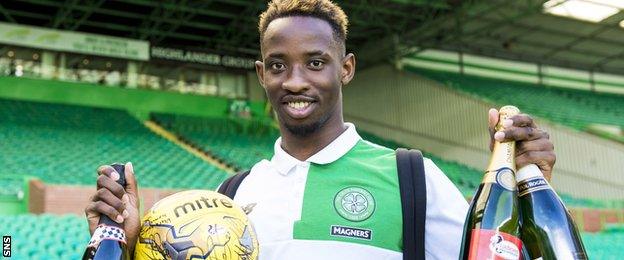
left=135, top=190, right=259, bottom=260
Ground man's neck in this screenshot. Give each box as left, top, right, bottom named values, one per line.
left=279, top=118, right=347, bottom=161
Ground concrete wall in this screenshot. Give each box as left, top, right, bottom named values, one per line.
left=28, top=179, right=182, bottom=216
left=344, top=65, right=624, bottom=199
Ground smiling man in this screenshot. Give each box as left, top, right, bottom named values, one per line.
left=85, top=0, right=556, bottom=259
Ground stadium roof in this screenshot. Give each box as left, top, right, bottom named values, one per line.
left=1, top=0, right=624, bottom=74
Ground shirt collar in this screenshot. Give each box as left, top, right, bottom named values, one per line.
left=271, top=123, right=361, bottom=175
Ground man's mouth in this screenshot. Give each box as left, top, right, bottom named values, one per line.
left=282, top=100, right=317, bottom=119
left=286, top=101, right=312, bottom=109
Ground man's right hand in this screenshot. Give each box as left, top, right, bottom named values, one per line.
left=85, top=162, right=140, bottom=253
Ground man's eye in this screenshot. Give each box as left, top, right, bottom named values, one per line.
left=309, top=60, right=324, bottom=69
left=270, top=63, right=285, bottom=70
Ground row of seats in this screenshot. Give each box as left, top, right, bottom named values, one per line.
left=0, top=214, right=90, bottom=259
left=150, top=112, right=485, bottom=197
left=151, top=111, right=622, bottom=209
left=2, top=214, right=622, bottom=259
left=358, top=132, right=482, bottom=197
left=3, top=97, right=615, bottom=208
left=408, top=67, right=624, bottom=130
left=358, top=131, right=624, bottom=209
left=581, top=224, right=624, bottom=259
left=0, top=98, right=229, bottom=189
left=153, top=113, right=279, bottom=171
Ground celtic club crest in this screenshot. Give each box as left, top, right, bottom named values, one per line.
left=333, top=187, right=376, bottom=222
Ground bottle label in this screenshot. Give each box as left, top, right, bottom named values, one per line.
left=517, top=177, right=550, bottom=197
left=87, top=224, right=127, bottom=248
left=483, top=167, right=517, bottom=191
left=468, top=229, right=522, bottom=260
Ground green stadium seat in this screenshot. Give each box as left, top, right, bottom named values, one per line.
left=357, top=131, right=623, bottom=209
left=408, top=68, right=624, bottom=131
left=155, top=102, right=623, bottom=209
left=0, top=98, right=229, bottom=189
left=152, top=113, right=279, bottom=171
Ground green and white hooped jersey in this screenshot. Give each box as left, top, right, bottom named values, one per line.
left=233, top=123, right=468, bottom=260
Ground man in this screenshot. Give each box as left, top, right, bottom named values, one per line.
left=85, top=0, right=556, bottom=259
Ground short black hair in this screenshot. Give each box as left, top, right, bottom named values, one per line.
left=258, top=0, right=348, bottom=46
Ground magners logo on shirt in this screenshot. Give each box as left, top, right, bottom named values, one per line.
left=330, top=225, right=372, bottom=240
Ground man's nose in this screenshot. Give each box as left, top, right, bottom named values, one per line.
left=282, top=65, right=310, bottom=93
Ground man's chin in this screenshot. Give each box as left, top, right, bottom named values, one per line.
left=284, top=121, right=322, bottom=137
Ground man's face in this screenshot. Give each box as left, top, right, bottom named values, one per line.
left=256, top=16, right=354, bottom=136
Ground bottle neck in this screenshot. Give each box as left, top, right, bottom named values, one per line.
left=517, top=164, right=551, bottom=197
left=486, top=140, right=516, bottom=173
left=516, top=164, right=544, bottom=182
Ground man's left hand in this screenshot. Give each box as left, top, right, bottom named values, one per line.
left=488, top=108, right=556, bottom=181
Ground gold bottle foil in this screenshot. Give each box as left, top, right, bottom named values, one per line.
left=482, top=106, right=520, bottom=190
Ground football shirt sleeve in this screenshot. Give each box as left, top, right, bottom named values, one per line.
left=421, top=158, right=469, bottom=259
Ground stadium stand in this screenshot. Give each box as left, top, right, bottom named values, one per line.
left=150, top=111, right=623, bottom=208
left=581, top=224, right=624, bottom=259
left=359, top=131, right=624, bottom=209
left=0, top=98, right=229, bottom=189
left=359, top=131, right=483, bottom=197
left=0, top=214, right=89, bottom=259
left=152, top=113, right=484, bottom=196
left=407, top=67, right=624, bottom=131
left=152, top=113, right=279, bottom=171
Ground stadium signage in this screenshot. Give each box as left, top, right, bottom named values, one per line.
left=0, top=22, right=149, bottom=61
left=151, top=46, right=255, bottom=69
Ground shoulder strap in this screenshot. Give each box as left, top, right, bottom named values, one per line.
left=217, top=170, right=250, bottom=199
left=396, top=148, right=427, bottom=260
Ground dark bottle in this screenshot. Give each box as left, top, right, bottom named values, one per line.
left=460, top=106, right=523, bottom=260
left=83, top=163, right=130, bottom=260
left=516, top=164, right=588, bottom=259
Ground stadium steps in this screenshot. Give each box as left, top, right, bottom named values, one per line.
left=151, top=112, right=483, bottom=197
left=0, top=98, right=229, bottom=189
left=143, top=120, right=235, bottom=174
left=151, top=113, right=279, bottom=172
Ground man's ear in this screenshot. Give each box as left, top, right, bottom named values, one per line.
left=341, top=53, right=356, bottom=86
left=255, top=60, right=266, bottom=89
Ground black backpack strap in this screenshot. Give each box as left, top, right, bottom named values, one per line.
left=396, top=148, right=427, bottom=260
left=217, top=170, right=250, bottom=199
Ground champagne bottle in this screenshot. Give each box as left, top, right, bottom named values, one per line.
left=83, top=163, right=130, bottom=260
left=517, top=164, right=588, bottom=259
left=460, top=106, right=523, bottom=260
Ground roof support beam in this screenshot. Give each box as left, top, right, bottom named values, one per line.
left=152, top=1, right=215, bottom=45
left=67, top=0, right=106, bottom=30
left=116, top=0, right=239, bottom=19
left=427, top=42, right=624, bottom=75
left=135, top=1, right=169, bottom=40
left=411, top=0, right=543, bottom=51
left=541, top=26, right=617, bottom=60
left=206, top=2, right=261, bottom=51
left=49, top=0, right=81, bottom=28
left=0, top=3, right=16, bottom=23
left=452, top=16, right=624, bottom=55
left=592, top=50, right=624, bottom=69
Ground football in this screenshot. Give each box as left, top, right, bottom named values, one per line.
left=134, top=190, right=259, bottom=260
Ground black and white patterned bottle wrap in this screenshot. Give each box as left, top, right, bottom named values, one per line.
left=87, top=224, right=127, bottom=248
